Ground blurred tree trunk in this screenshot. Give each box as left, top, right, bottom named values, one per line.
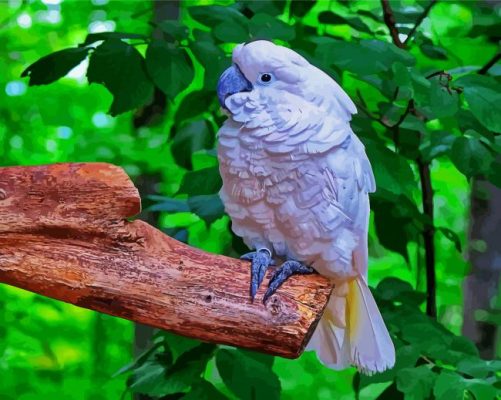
left=463, top=178, right=501, bottom=359
left=132, top=2, right=179, bottom=400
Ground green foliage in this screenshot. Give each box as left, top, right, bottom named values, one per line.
left=21, top=47, right=91, bottom=86
left=87, top=39, right=154, bottom=116
left=456, top=74, right=501, bottom=133
left=2, top=0, right=501, bottom=399
left=146, top=42, right=194, bottom=100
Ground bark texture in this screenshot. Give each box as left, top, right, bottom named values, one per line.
left=0, top=162, right=333, bottom=358
left=463, top=179, right=501, bottom=359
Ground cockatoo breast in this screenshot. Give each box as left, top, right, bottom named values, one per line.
left=218, top=91, right=372, bottom=279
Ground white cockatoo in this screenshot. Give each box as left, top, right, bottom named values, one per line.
left=216, top=40, right=395, bottom=374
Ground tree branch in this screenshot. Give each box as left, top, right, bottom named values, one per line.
left=403, top=0, right=437, bottom=45
left=381, top=0, right=405, bottom=49
left=378, top=2, right=438, bottom=316
left=478, top=52, right=501, bottom=75
left=417, top=159, right=436, bottom=318
left=0, top=163, right=333, bottom=358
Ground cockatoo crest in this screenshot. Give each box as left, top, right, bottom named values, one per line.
left=230, top=40, right=357, bottom=122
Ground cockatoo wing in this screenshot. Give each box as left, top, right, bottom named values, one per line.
left=305, top=129, right=394, bottom=374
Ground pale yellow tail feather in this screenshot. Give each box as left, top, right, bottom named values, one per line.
left=347, top=276, right=395, bottom=374
left=307, top=277, right=395, bottom=374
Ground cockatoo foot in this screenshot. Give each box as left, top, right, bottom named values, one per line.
left=263, top=260, right=314, bottom=303
left=240, top=248, right=274, bottom=301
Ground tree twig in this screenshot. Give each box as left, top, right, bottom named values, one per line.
left=478, top=52, right=501, bottom=75
left=394, top=99, right=414, bottom=128
left=381, top=0, right=405, bottom=49
left=403, top=0, right=437, bottom=45
left=355, top=90, right=392, bottom=129
left=379, top=0, right=438, bottom=318
left=417, top=159, right=436, bottom=318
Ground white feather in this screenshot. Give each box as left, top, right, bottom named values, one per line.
left=218, top=40, right=395, bottom=374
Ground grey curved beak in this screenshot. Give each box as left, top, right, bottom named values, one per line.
left=217, top=64, right=252, bottom=109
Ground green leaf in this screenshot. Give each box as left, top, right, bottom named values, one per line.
left=420, top=43, right=448, bottom=60
left=161, top=332, right=202, bottom=363
left=315, top=38, right=415, bottom=76
left=213, top=20, right=250, bottom=43
left=240, top=0, right=283, bottom=17
left=147, top=198, right=190, bottom=213
left=448, top=335, right=479, bottom=358
left=87, top=39, right=154, bottom=116
left=113, top=341, right=164, bottom=377
left=249, top=13, right=295, bottom=41
left=148, top=194, right=224, bottom=224
left=396, top=366, right=437, bottom=400
left=391, top=62, right=412, bottom=88
left=171, top=120, right=214, bottom=169
left=162, top=344, right=215, bottom=395
left=317, top=11, right=372, bottom=33
left=178, top=166, right=222, bottom=196
left=456, top=74, right=501, bottom=133
left=376, top=278, right=426, bottom=306
left=411, top=69, right=432, bottom=106
left=429, top=80, right=459, bottom=118
left=146, top=41, right=194, bottom=99
left=434, top=371, right=465, bottom=400
left=129, top=360, right=168, bottom=396
left=372, top=195, right=416, bottom=261
left=449, top=136, right=494, bottom=178
left=466, top=380, right=497, bottom=400
left=182, top=380, right=228, bottom=400
left=437, top=227, right=462, bottom=252
left=418, top=35, right=448, bottom=60
left=163, top=227, right=189, bottom=243
left=457, top=357, right=501, bottom=379
left=21, top=47, right=90, bottom=86
left=189, top=5, right=248, bottom=27
left=364, top=139, right=415, bottom=196
left=80, top=31, right=148, bottom=46
left=130, top=344, right=215, bottom=397
left=175, top=90, right=215, bottom=124
left=187, top=195, right=225, bottom=224
left=420, top=131, right=457, bottom=162
left=434, top=371, right=497, bottom=400
left=357, top=9, right=382, bottom=22
left=401, top=322, right=453, bottom=358
left=216, top=349, right=281, bottom=400
left=190, top=41, right=230, bottom=89
left=157, top=21, right=189, bottom=41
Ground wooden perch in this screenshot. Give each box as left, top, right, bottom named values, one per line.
left=0, top=163, right=333, bottom=358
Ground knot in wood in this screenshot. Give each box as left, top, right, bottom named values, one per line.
left=267, top=296, right=282, bottom=316
left=0, top=188, right=7, bottom=200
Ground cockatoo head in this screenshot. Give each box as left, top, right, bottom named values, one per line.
left=217, top=40, right=356, bottom=122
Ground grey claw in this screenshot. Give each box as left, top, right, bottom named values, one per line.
left=241, top=249, right=273, bottom=301
left=263, top=260, right=314, bottom=303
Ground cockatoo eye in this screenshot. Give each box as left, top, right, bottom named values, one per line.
left=258, top=73, right=274, bottom=84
